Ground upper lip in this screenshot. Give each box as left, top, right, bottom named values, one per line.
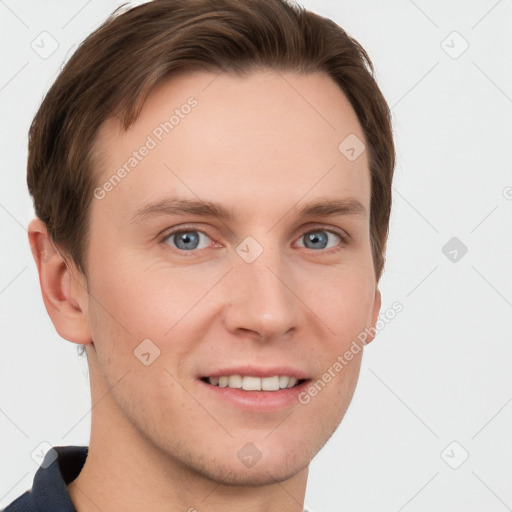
left=201, top=366, right=310, bottom=380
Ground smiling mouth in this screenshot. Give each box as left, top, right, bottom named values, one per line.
left=201, top=375, right=306, bottom=391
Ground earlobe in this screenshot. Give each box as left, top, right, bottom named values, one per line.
left=28, top=218, right=92, bottom=345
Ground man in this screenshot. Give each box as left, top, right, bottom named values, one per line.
left=4, top=0, right=394, bottom=510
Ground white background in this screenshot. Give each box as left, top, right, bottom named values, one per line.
left=1, top=1, right=511, bottom=511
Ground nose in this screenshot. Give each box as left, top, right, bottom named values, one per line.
left=222, top=248, right=300, bottom=341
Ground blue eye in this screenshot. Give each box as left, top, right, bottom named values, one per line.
left=164, top=230, right=211, bottom=251
left=298, top=230, right=341, bottom=250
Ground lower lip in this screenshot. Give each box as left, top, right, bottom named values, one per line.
left=198, top=379, right=310, bottom=412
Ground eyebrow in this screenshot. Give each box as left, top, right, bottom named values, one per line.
left=130, top=195, right=366, bottom=224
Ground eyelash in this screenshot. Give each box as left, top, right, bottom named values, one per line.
left=159, top=225, right=349, bottom=257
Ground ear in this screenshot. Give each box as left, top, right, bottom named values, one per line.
left=365, top=287, right=382, bottom=345
left=28, top=218, right=92, bottom=345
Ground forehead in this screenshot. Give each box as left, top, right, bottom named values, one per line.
left=92, top=69, right=370, bottom=223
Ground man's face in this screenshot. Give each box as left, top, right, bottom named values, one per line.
left=79, top=69, right=380, bottom=484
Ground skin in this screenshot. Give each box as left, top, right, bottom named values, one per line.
left=29, top=69, right=381, bottom=512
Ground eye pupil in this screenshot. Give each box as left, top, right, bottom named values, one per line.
left=175, top=231, right=200, bottom=250
left=304, top=231, right=328, bottom=249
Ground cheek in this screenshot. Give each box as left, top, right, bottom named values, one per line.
left=87, top=253, right=183, bottom=334
left=309, top=265, right=376, bottom=344
left=85, top=253, right=218, bottom=376
left=298, top=269, right=374, bottom=418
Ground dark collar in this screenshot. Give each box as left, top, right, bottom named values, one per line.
left=4, top=446, right=87, bottom=512
left=32, top=446, right=88, bottom=511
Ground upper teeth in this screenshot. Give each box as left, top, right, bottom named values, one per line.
left=208, top=375, right=298, bottom=391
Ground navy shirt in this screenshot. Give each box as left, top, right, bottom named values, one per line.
left=2, top=446, right=87, bottom=512
left=3, top=446, right=313, bottom=511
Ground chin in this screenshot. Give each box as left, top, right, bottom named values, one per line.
left=191, top=452, right=310, bottom=487
left=170, top=429, right=328, bottom=487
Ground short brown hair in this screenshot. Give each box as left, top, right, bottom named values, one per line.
left=27, top=0, right=395, bottom=280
